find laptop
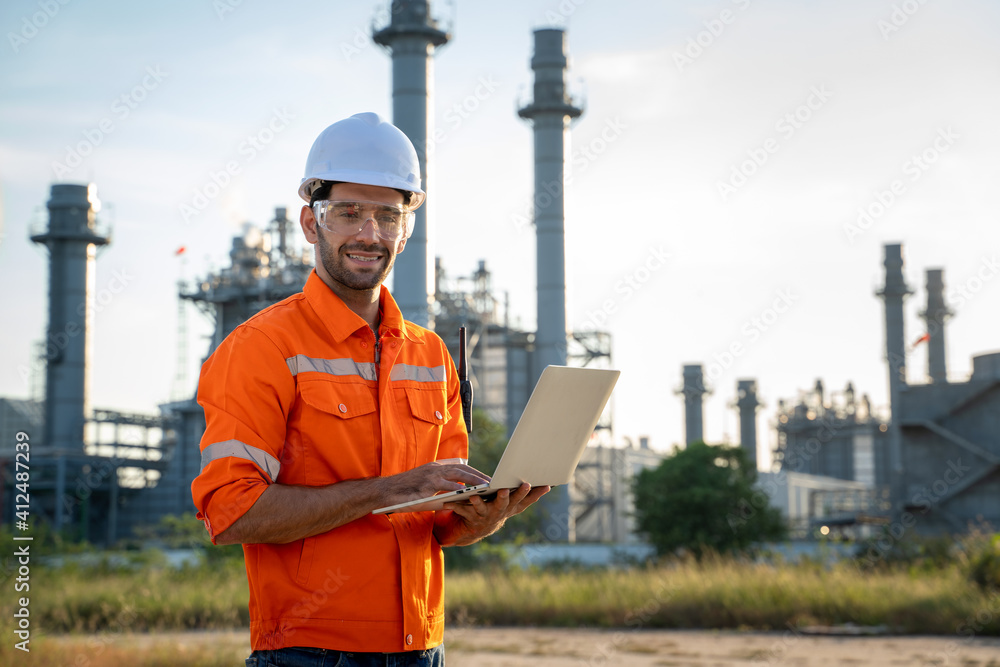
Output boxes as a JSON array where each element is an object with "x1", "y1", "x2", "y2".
[{"x1": 372, "y1": 365, "x2": 620, "y2": 514}]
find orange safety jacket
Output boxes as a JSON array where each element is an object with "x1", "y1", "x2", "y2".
[{"x1": 191, "y1": 270, "x2": 467, "y2": 653}]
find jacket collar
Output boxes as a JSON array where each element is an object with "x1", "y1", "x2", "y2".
[{"x1": 303, "y1": 270, "x2": 423, "y2": 345}]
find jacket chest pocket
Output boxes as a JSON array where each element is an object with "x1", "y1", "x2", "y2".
[
  {"x1": 293, "y1": 380, "x2": 378, "y2": 482},
  {"x1": 404, "y1": 386, "x2": 450, "y2": 467}
]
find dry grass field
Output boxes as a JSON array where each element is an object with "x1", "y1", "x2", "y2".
[
  {"x1": 3, "y1": 531, "x2": 996, "y2": 666},
  {"x1": 31, "y1": 627, "x2": 1000, "y2": 666}
]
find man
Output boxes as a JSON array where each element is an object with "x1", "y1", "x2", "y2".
[{"x1": 191, "y1": 112, "x2": 549, "y2": 666}]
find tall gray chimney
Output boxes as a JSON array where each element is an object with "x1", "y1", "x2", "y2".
[
  {"x1": 736, "y1": 379, "x2": 761, "y2": 469},
  {"x1": 876, "y1": 243, "x2": 910, "y2": 510},
  {"x1": 921, "y1": 268, "x2": 950, "y2": 384},
  {"x1": 31, "y1": 183, "x2": 109, "y2": 453},
  {"x1": 518, "y1": 28, "x2": 583, "y2": 543},
  {"x1": 373, "y1": 0, "x2": 449, "y2": 328},
  {"x1": 679, "y1": 364, "x2": 708, "y2": 445},
  {"x1": 518, "y1": 28, "x2": 583, "y2": 382},
  {"x1": 31, "y1": 183, "x2": 110, "y2": 530}
]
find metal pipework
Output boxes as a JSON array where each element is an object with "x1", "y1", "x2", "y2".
[{"x1": 373, "y1": 0, "x2": 449, "y2": 328}]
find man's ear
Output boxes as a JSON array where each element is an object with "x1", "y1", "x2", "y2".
[
  {"x1": 395, "y1": 236, "x2": 406, "y2": 254},
  {"x1": 300, "y1": 204, "x2": 318, "y2": 245}
]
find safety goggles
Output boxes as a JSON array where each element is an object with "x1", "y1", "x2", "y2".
[{"x1": 312, "y1": 200, "x2": 412, "y2": 242}]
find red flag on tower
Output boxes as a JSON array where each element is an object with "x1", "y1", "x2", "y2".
[{"x1": 912, "y1": 332, "x2": 931, "y2": 349}]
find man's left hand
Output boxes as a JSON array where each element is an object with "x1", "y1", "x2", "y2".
[{"x1": 435, "y1": 483, "x2": 550, "y2": 547}]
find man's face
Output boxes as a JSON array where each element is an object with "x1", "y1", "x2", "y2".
[{"x1": 303, "y1": 182, "x2": 407, "y2": 293}]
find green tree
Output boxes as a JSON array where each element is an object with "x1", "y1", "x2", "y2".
[{"x1": 632, "y1": 441, "x2": 786, "y2": 557}]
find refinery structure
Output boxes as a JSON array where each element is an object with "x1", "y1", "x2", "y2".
[
  {"x1": 678, "y1": 243, "x2": 1000, "y2": 537},
  {"x1": 2, "y1": 1, "x2": 997, "y2": 547}
]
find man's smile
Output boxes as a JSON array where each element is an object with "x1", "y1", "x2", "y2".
[{"x1": 346, "y1": 253, "x2": 382, "y2": 263}]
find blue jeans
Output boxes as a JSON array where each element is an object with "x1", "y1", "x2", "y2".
[{"x1": 245, "y1": 644, "x2": 445, "y2": 667}]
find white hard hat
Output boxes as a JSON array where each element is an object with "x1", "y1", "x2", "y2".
[{"x1": 298, "y1": 112, "x2": 425, "y2": 214}]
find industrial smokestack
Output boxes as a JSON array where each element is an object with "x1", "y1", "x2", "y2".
[
  {"x1": 877, "y1": 244, "x2": 911, "y2": 391},
  {"x1": 679, "y1": 364, "x2": 708, "y2": 445},
  {"x1": 31, "y1": 183, "x2": 109, "y2": 531},
  {"x1": 518, "y1": 28, "x2": 583, "y2": 543},
  {"x1": 922, "y1": 268, "x2": 950, "y2": 384},
  {"x1": 736, "y1": 379, "x2": 761, "y2": 469},
  {"x1": 31, "y1": 184, "x2": 109, "y2": 454},
  {"x1": 518, "y1": 28, "x2": 583, "y2": 381},
  {"x1": 876, "y1": 243, "x2": 911, "y2": 510},
  {"x1": 373, "y1": 0, "x2": 449, "y2": 328}
]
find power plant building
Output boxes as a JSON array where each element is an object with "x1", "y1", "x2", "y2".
[{"x1": 708, "y1": 243, "x2": 1000, "y2": 536}]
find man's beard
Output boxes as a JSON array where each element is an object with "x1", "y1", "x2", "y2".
[{"x1": 317, "y1": 231, "x2": 394, "y2": 291}]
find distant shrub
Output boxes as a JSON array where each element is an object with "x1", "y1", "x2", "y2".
[
  {"x1": 963, "y1": 530, "x2": 1000, "y2": 592},
  {"x1": 854, "y1": 533, "x2": 956, "y2": 573}
]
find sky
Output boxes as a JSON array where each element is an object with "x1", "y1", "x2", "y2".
[{"x1": 1, "y1": 0, "x2": 998, "y2": 466}]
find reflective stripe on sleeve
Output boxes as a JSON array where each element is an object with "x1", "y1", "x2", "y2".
[
  {"x1": 390, "y1": 364, "x2": 446, "y2": 383},
  {"x1": 201, "y1": 439, "x2": 281, "y2": 482},
  {"x1": 286, "y1": 354, "x2": 377, "y2": 381}
]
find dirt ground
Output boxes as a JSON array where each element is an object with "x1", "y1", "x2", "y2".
[
  {"x1": 56, "y1": 627, "x2": 1000, "y2": 666},
  {"x1": 445, "y1": 627, "x2": 1000, "y2": 665}
]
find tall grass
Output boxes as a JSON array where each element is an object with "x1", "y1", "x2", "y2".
[
  {"x1": 2, "y1": 546, "x2": 997, "y2": 663},
  {"x1": 1, "y1": 633, "x2": 249, "y2": 667},
  {"x1": 35, "y1": 558, "x2": 250, "y2": 633},
  {"x1": 445, "y1": 556, "x2": 999, "y2": 634},
  {"x1": 0, "y1": 558, "x2": 251, "y2": 666}
]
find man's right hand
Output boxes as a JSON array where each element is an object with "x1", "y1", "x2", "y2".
[{"x1": 381, "y1": 460, "x2": 491, "y2": 507}]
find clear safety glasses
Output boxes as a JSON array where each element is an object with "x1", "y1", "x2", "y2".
[{"x1": 312, "y1": 200, "x2": 412, "y2": 242}]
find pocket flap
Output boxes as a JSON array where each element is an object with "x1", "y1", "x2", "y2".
[
  {"x1": 405, "y1": 387, "x2": 451, "y2": 425},
  {"x1": 299, "y1": 380, "x2": 376, "y2": 419}
]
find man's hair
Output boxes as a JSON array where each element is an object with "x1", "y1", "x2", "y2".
[
  {"x1": 309, "y1": 181, "x2": 334, "y2": 207},
  {"x1": 309, "y1": 181, "x2": 413, "y2": 208}
]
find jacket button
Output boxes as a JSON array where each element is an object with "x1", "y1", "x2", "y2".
[
  {"x1": 405, "y1": 634, "x2": 413, "y2": 645},
  {"x1": 392, "y1": 341, "x2": 398, "y2": 348},
  {"x1": 361, "y1": 341, "x2": 368, "y2": 348},
  {"x1": 339, "y1": 403, "x2": 347, "y2": 413},
  {"x1": 434, "y1": 410, "x2": 443, "y2": 420}
]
